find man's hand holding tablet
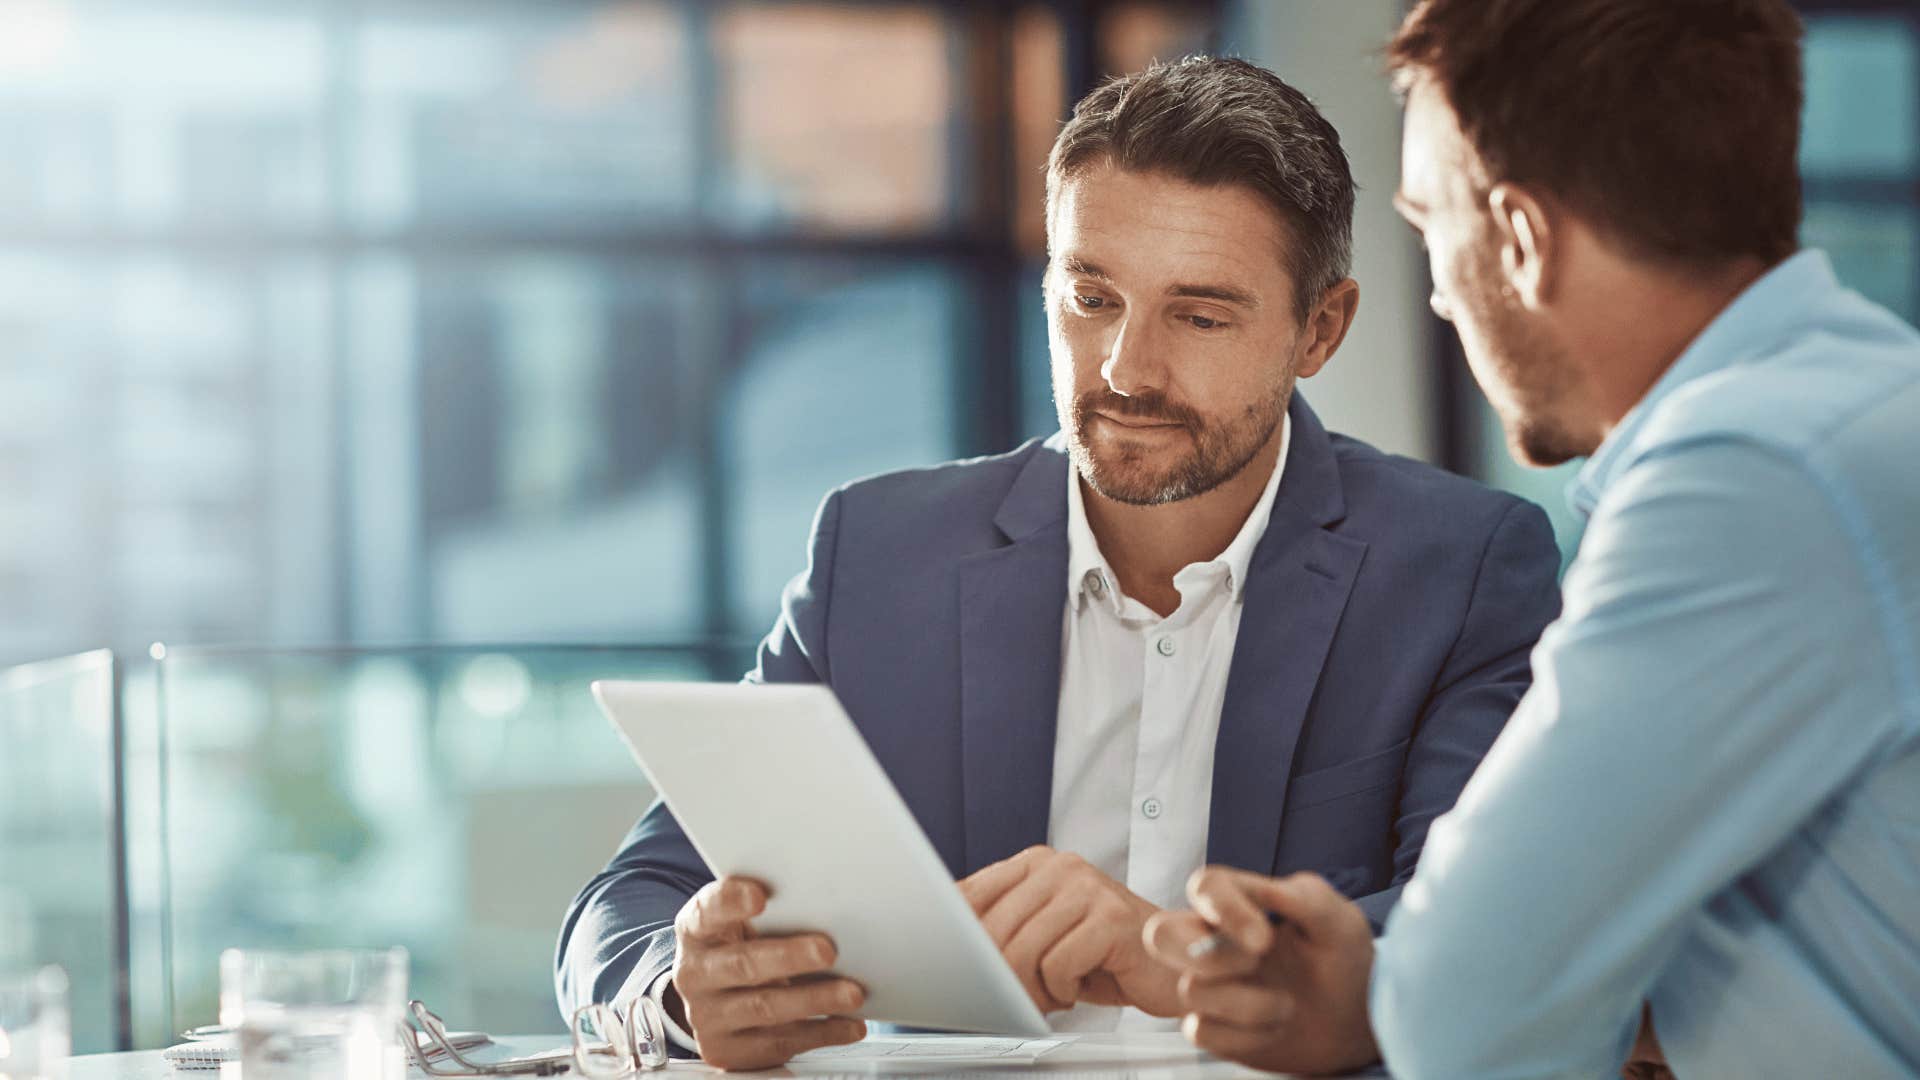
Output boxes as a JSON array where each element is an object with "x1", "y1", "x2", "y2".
[
  {"x1": 594, "y1": 681, "x2": 1050, "y2": 1072},
  {"x1": 667, "y1": 877, "x2": 868, "y2": 1071}
]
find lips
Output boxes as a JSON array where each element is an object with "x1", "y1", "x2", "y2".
[{"x1": 1095, "y1": 412, "x2": 1184, "y2": 430}]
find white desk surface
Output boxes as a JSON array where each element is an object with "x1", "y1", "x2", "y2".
[{"x1": 67, "y1": 1032, "x2": 1389, "y2": 1078}]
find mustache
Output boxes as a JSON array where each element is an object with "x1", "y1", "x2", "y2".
[{"x1": 1074, "y1": 389, "x2": 1204, "y2": 430}]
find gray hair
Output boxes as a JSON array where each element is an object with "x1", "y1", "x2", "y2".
[{"x1": 1046, "y1": 56, "x2": 1355, "y2": 317}]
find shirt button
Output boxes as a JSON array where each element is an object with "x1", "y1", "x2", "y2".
[
  {"x1": 1155, "y1": 636, "x2": 1176, "y2": 657},
  {"x1": 1087, "y1": 573, "x2": 1104, "y2": 595},
  {"x1": 1142, "y1": 797, "x2": 1163, "y2": 819}
]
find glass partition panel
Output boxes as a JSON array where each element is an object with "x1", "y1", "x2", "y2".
[
  {"x1": 0, "y1": 650, "x2": 125, "y2": 1053},
  {"x1": 150, "y1": 643, "x2": 750, "y2": 1043}
]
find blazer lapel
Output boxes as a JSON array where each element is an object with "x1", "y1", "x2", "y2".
[
  {"x1": 958, "y1": 443, "x2": 1070, "y2": 874},
  {"x1": 1206, "y1": 397, "x2": 1367, "y2": 873}
]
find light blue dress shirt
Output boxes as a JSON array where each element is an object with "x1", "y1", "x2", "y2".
[{"x1": 1369, "y1": 250, "x2": 1920, "y2": 1079}]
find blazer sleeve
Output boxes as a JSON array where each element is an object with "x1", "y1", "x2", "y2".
[
  {"x1": 745, "y1": 487, "x2": 843, "y2": 687},
  {"x1": 1352, "y1": 498, "x2": 1562, "y2": 930},
  {"x1": 553, "y1": 490, "x2": 845, "y2": 1020}
]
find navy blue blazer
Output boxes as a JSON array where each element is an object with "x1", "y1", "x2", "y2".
[{"x1": 556, "y1": 395, "x2": 1563, "y2": 1016}]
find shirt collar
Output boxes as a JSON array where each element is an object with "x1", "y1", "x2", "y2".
[
  {"x1": 1567, "y1": 249, "x2": 1839, "y2": 517},
  {"x1": 1066, "y1": 414, "x2": 1291, "y2": 611}
]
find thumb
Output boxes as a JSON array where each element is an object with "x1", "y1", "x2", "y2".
[{"x1": 1240, "y1": 873, "x2": 1347, "y2": 941}]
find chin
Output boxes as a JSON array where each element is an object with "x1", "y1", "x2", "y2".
[
  {"x1": 1083, "y1": 458, "x2": 1184, "y2": 506},
  {"x1": 1509, "y1": 436, "x2": 1574, "y2": 469},
  {"x1": 1506, "y1": 415, "x2": 1590, "y2": 468},
  {"x1": 1080, "y1": 437, "x2": 1211, "y2": 504}
]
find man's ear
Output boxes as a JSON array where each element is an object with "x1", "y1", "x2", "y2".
[
  {"x1": 1487, "y1": 183, "x2": 1554, "y2": 308},
  {"x1": 1296, "y1": 277, "x2": 1360, "y2": 379}
]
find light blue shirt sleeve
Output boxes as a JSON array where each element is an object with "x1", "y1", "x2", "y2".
[{"x1": 1368, "y1": 438, "x2": 1907, "y2": 1079}]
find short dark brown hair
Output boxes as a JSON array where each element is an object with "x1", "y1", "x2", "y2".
[
  {"x1": 1047, "y1": 56, "x2": 1355, "y2": 316},
  {"x1": 1387, "y1": 0, "x2": 1804, "y2": 266}
]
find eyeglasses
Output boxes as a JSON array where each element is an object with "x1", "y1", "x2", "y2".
[
  {"x1": 399, "y1": 996, "x2": 668, "y2": 1076},
  {"x1": 570, "y1": 995, "x2": 670, "y2": 1077}
]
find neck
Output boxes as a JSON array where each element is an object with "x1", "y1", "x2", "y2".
[
  {"x1": 1082, "y1": 421, "x2": 1284, "y2": 618},
  {"x1": 1576, "y1": 255, "x2": 1773, "y2": 443}
]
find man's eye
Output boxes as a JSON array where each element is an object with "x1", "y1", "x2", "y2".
[
  {"x1": 1074, "y1": 294, "x2": 1107, "y2": 311},
  {"x1": 1187, "y1": 314, "x2": 1223, "y2": 330}
]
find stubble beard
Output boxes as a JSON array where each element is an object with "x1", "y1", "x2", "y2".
[
  {"x1": 1455, "y1": 254, "x2": 1588, "y2": 468},
  {"x1": 1066, "y1": 385, "x2": 1287, "y2": 506}
]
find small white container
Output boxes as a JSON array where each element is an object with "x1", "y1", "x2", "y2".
[{"x1": 0, "y1": 965, "x2": 70, "y2": 1080}]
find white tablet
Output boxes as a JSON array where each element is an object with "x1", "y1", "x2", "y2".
[{"x1": 591, "y1": 680, "x2": 1051, "y2": 1037}]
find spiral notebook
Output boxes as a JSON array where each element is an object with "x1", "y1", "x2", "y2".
[{"x1": 160, "y1": 1038, "x2": 236, "y2": 1070}]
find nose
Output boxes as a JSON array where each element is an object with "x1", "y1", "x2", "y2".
[{"x1": 1099, "y1": 314, "x2": 1165, "y2": 398}]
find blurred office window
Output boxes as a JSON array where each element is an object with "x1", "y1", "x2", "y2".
[
  {"x1": 1457, "y1": 5, "x2": 1920, "y2": 563},
  {"x1": 727, "y1": 262, "x2": 956, "y2": 631},
  {"x1": 1098, "y1": 0, "x2": 1214, "y2": 76},
  {"x1": 0, "y1": 1, "x2": 1224, "y2": 672},
  {"x1": 353, "y1": 4, "x2": 696, "y2": 229},
  {"x1": 1018, "y1": 263, "x2": 1060, "y2": 444},
  {"x1": 1800, "y1": 12, "x2": 1920, "y2": 323},
  {"x1": 717, "y1": 4, "x2": 952, "y2": 231},
  {"x1": 1011, "y1": 7, "x2": 1066, "y2": 258},
  {"x1": 411, "y1": 257, "x2": 707, "y2": 643},
  {"x1": 1802, "y1": 14, "x2": 1918, "y2": 178}
]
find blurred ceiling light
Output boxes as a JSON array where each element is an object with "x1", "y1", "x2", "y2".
[{"x1": 0, "y1": 0, "x2": 73, "y2": 76}]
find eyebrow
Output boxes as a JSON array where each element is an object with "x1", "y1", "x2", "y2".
[{"x1": 1058, "y1": 255, "x2": 1261, "y2": 310}]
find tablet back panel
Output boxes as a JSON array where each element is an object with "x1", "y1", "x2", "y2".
[{"x1": 592, "y1": 680, "x2": 1050, "y2": 1036}]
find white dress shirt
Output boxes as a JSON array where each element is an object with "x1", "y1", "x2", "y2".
[{"x1": 1046, "y1": 417, "x2": 1289, "y2": 1033}]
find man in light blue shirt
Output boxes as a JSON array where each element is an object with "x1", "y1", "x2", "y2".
[{"x1": 1143, "y1": 1, "x2": 1920, "y2": 1076}]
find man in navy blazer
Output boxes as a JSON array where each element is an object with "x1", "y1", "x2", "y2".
[{"x1": 557, "y1": 57, "x2": 1561, "y2": 1070}]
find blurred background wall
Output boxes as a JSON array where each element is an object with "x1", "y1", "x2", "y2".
[{"x1": 1, "y1": 0, "x2": 1915, "y2": 666}]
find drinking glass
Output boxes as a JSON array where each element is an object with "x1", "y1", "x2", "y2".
[
  {"x1": 0, "y1": 966, "x2": 69, "y2": 1079},
  {"x1": 220, "y1": 948, "x2": 408, "y2": 1080}
]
